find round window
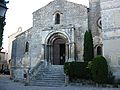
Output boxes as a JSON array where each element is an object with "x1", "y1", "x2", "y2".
[{"x1": 97, "y1": 17, "x2": 102, "y2": 29}]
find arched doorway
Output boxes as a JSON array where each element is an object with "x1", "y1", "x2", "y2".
[
  {"x1": 53, "y1": 38, "x2": 66, "y2": 65},
  {"x1": 46, "y1": 33, "x2": 69, "y2": 65}
]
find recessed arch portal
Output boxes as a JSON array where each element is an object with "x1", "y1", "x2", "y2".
[
  {"x1": 46, "y1": 32, "x2": 69, "y2": 44},
  {"x1": 45, "y1": 32, "x2": 69, "y2": 65}
]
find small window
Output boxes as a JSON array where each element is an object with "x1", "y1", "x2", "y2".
[
  {"x1": 55, "y1": 13, "x2": 60, "y2": 24},
  {"x1": 25, "y1": 42, "x2": 29, "y2": 52},
  {"x1": 97, "y1": 46, "x2": 102, "y2": 55}
]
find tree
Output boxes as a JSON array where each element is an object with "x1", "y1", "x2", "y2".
[
  {"x1": 83, "y1": 30, "x2": 94, "y2": 62},
  {"x1": 0, "y1": 17, "x2": 5, "y2": 48},
  {"x1": 0, "y1": 0, "x2": 8, "y2": 50}
]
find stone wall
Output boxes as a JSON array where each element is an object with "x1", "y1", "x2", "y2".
[
  {"x1": 11, "y1": 0, "x2": 89, "y2": 80},
  {"x1": 11, "y1": 28, "x2": 31, "y2": 80},
  {"x1": 33, "y1": 0, "x2": 88, "y2": 27},
  {"x1": 101, "y1": 0, "x2": 120, "y2": 79},
  {"x1": 30, "y1": 0, "x2": 88, "y2": 67}
]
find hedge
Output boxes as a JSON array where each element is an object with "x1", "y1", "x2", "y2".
[
  {"x1": 64, "y1": 62, "x2": 91, "y2": 80},
  {"x1": 90, "y1": 56, "x2": 108, "y2": 84}
]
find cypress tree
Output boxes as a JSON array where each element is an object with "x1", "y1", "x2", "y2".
[
  {"x1": 0, "y1": 17, "x2": 5, "y2": 48},
  {"x1": 83, "y1": 30, "x2": 94, "y2": 62}
]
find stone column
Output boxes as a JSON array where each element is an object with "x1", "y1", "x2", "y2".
[
  {"x1": 42, "y1": 44, "x2": 46, "y2": 60},
  {"x1": 46, "y1": 44, "x2": 48, "y2": 62},
  {"x1": 68, "y1": 42, "x2": 75, "y2": 62},
  {"x1": 65, "y1": 75, "x2": 69, "y2": 86},
  {"x1": 51, "y1": 45, "x2": 53, "y2": 64},
  {"x1": 66, "y1": 43, "x2": 69, "y2": 62},
  {"x1": 43, "y1": 44, "x2": 46, "y2": 60},
  {"x1": 25, "y1": 67, "x2": 30, "y2": 86},
  {"x1": 42, "y1": 44, "x2": 49, "y2": 65},
  {"x1": 68, "y1": 27, "x2": 75, "y2": 62},
  {"x1": 47, "y1": 44, "x2": 51, "y2": 65},
  {"x1": 71, "y1": 42, "x2": 75, "y2": 61}
]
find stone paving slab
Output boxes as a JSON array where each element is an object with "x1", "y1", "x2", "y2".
[{"x1": 0, "y1": 75, "x2": 120, "y2": 90}]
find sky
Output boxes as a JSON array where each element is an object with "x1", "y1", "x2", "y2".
[{"x1": 3, "y1": 0, "x2": 89, "y2": 51}]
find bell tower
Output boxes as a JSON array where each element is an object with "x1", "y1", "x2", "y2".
[
  {"x1": 89, "y1": 0, "x2": 101, "y2": 36},
  {"x1": 89, "y1": 0, "x2": 103, "y2": 56}
]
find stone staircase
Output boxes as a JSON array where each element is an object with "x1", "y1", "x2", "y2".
[{"x1": 30, "y1": 65, "x2": 65, "y2": 87}]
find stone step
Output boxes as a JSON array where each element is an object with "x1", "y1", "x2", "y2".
[
  {"x1": 44, "y1": 73, "x2": 64, "y2": 76},
  {"x1": 30, "y1": 65, "x2": 65, "y2": 86},
  {"x1": 35, "y1": 77, "x2": 65, "y2": 80},
  {"x1": 41, "y1": 77, "x2": 65, "y2": 80},
  {"x1": 37, "y1": 74, "x2": 65, "y2": 78},
  {"x1": 42, "y1": 79, "x2": 64, "y2": 82},
  {"x1": 32, "y1": 79, "x2": 65, "y2": 83},
  {"x1": 30, "y1": 82, "x2": 65, "y2": 87},
  {"x1": 35, "y1": 76, "x2": 65, "y2": 80},
  {"x1": 36, "y1": 72, "x2": 63, "y2": 74},
  {"x1": 44, "y1": 75, "x2": 65, "y2": 78},
  {"x1": 31, "y1": 81, "x2": 65, "y2": 84}
]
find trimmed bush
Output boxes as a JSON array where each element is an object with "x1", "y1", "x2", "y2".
[
  {"x1": 64, "y1": 62, "x2": 70, "y2": 76},
  {"x1": 91, "y1": 56, "x2": 108, "y2": 84},
  {"x1": 107, "y1": 71, "x2": 115, "y2": 84},
  {"x1": 64, "y1": 62, "x2": 91, "y2": 80}
]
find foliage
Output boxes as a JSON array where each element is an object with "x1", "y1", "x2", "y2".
[
  {"x1": 64, "y1": 62, "x2": 70, "y2": 75},
  {"x1": 83, "y1": 30, "x2": 94, "y2": 63},
  {"x1": 64, "y1": 62, "x2": 91, "y2": 80},
  {"x1": 0, "y1": 55, "x2": 1, "y2": 62},
  {"x1": 0, "y1": 17, "x2": 5, "y2": 47},
  {"x1": 107, "y1": 71, "x2": 115, "y2": 84},
  {"x1": 90, "y1": 55, "x2": 108, "y2": 84}
]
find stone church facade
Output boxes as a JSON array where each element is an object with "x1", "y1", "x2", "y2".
[{"x1": 10, "y1": 0, "x2": 120, "y2": 82}]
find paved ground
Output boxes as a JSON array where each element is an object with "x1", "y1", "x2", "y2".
[{"x1": 0, "y1": 75, "x2": 120, "y2": 90}]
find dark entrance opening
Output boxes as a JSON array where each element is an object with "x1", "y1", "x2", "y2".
[
  {"x1": 60, "y1": 44, "x2": 65, "y2": 65},
  {"x1": 53, "y1": 38, "x2": 66, "y2": 65},
  {"x1": 97, "y1": 46, "x2": 102, "y2": 55}
]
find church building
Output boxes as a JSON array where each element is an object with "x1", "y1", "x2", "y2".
[{"x1": 9, "y1": 0, "x2": 120, "y2": 84}]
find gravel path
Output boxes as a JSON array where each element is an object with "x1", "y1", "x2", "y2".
[{"x1": 0, "y1": 75, "x2": 119, "y2": 90}]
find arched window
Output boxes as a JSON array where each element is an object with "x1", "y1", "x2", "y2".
[
  {"x1": 97, "y1": 46, "x2": 102, "y2": 55},
  {"x1": 55, "y1": 13, "x2": 60, "y2": 24},
  {"x1": 25, "y1": 42, "x2": 29, "y2": 52}
]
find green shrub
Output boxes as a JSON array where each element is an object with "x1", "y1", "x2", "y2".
[
  {"x1": 91, "y1": 56, "x2": 108, "y2": 84},
  {"x1": 107, "y1": 71, "x2": 115, "y2": 84},
  {"x1": 64, "y1": 62, "x2": 70, "y2": 76},
  {"x1": 64, "y1": 62, "x2": 91, "y2": 80},
  {"x1": 83, "y1": 30, "x2": 94, "y2": 63}
]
